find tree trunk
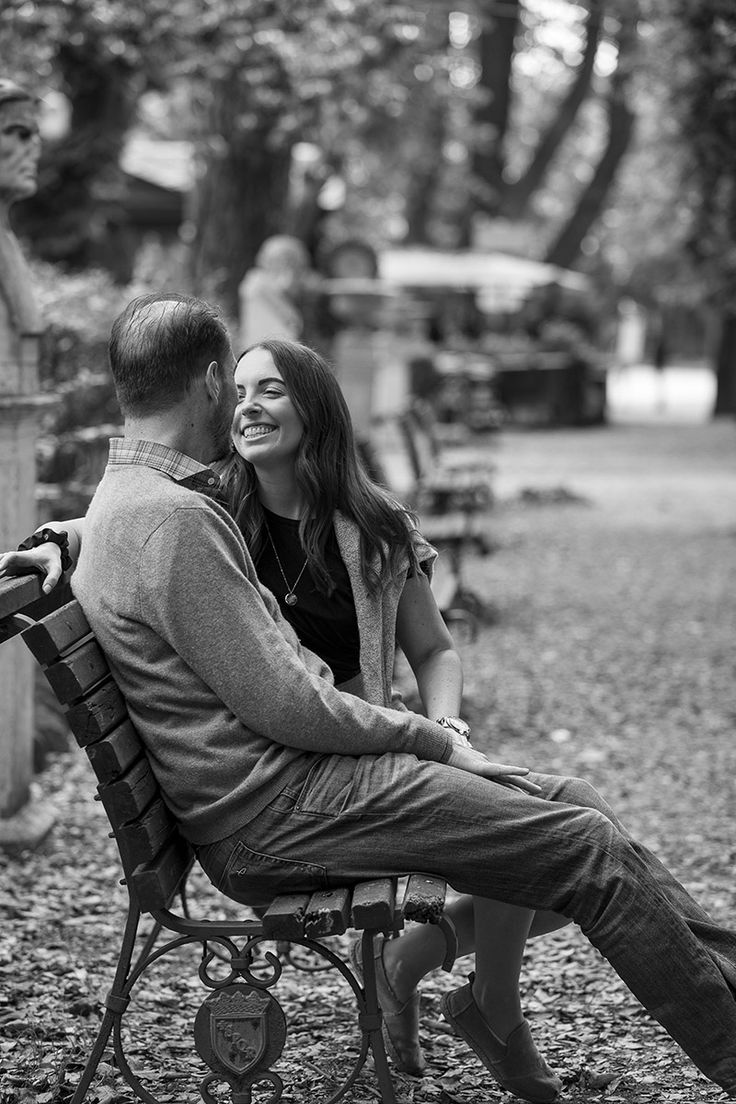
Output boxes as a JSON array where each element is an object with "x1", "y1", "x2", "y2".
[
  {"x1": 713, "y1": 310, "x2": 736, "y2": 416},
  {"x1": 500, "y1": 0, "x2": 603, "y2": 220},
  {"x1": 188, "y1": 65, "x2": 293, "y2": 317},
  {"x1": 404, "y1": 106, "x2": 447, "y2": 244},
  {"x1": 471, "y1": 0, "x2": 521, "y2": 216},
  {"x1": 544, "y1": 97, "x2": 635, "y2": 268},
  {"x1": 544, "y1": 3, "x2": 638, "y2": 268}
]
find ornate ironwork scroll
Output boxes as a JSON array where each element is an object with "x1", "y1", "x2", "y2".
[{"x1": 101, "y1": 928, "x2": 375, "y2": 1104}]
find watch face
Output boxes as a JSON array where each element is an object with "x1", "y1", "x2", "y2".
[{"x1": 439, "y1": 716, "x2": 470, "y2": 736}]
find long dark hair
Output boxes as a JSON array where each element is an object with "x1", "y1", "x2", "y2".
[{"x1": 218, "y1": 339, "x2": 422, "y2": 594}]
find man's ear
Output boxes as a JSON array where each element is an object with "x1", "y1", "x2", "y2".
[{"x1": 204, "y1": 360, "x2": 220, "y2": 400}]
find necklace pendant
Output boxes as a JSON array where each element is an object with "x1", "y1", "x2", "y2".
[{"x1": 285, "y1": 592, "x2": 298, "y2": 606}]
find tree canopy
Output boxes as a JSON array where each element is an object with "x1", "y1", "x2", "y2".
[{"x1": 2, "y1": 0, "x2": 735, "y2": 408}]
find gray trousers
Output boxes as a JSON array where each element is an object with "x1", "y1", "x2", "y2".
[{"x1": 199, "y1": 754, "x2": 736, "y2": 1095}]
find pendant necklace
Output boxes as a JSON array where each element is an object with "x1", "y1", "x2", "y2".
[{"x1": 263, "y1": 518, "x2": 309, "y2": 606}]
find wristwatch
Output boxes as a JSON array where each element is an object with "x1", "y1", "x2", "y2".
[{"x1": 435, "y1": 716, "x2": 472, "y2": 745}]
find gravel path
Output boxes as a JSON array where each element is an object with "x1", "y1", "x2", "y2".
[
  {"x1": 1, "y1": 419, "x2": 735, "y2": 1104},
  {"x1": 415, "y1": 419, "x2": 736, "y2": 1103}
]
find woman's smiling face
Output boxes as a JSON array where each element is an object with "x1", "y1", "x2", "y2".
[{"x1": 231, "y1": 347, "x2": 304, "y2": 469}]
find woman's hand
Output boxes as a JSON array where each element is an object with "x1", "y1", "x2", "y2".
[
  {"x1": 0, "y1": 545, "x2": 63, "y2": 594},
  {"x1": 447, "y1": 744, "x2": 542, "y2": 795}
]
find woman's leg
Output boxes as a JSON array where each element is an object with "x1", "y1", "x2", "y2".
[{"x1": 381, "y1": 895, "x2": 569, "y2": 1037}]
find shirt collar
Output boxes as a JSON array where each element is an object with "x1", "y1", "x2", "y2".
[{"x1": 108, "y1": 438, "x2": 228, "y2": 506}]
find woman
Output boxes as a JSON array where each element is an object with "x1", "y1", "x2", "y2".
[{"x1": 0, "y1": 339, "x2": 565, "y2": 1103}]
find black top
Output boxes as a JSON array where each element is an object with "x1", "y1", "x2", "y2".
[{"x1": 254, "y1": 508, "x2": 361, "y2": 685}]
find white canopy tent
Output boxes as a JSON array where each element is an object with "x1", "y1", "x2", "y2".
[{"x1": 379, "y1": 247, "x2": 588, "y2": 312}]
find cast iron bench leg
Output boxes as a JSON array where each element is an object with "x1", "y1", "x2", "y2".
[
  {"x1": 358, "y1": 929, "x2": 397, "y2": 1104},
  {"x1": 70, "y1": 899, "x2": 142, "y2": 1104}
]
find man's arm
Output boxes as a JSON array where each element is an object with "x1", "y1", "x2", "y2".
[{"x1": 140, "y1": 506, "x2": 455, "y2": 764}]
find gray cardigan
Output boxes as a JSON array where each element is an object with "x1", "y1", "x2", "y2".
[
  {"x1": 73, "y1": 460, "x2": 453, "y2": 845},
  {"x1": 333, "y1": 511, "x2": 435, "y2": 707}
]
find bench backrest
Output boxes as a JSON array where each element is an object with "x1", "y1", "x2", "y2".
[{"x1": 22, "y1": 599, "x2": 192, "y2": 913}]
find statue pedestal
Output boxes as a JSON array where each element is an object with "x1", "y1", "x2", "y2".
[{"x1": 0, "y1": 389, "x2": 57, "y2": 847}]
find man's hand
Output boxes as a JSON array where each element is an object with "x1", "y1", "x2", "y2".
[
  {"x1": 0, "y1": 546, "x2": 63, "y2": 594},
  {"x1": 447, "y1": 744, "x2": 542, "y2": 795}
]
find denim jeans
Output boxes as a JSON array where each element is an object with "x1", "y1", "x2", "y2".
[{"x1": 198, "y1": 753, "x2": 736, "y2": 1094}]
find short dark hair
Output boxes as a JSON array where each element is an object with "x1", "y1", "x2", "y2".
[{"x1": 108, "y1": 293, "x2": 232, "y2": 415}]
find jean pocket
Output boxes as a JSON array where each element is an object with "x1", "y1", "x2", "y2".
[
  {"x1": 218, "y1": 838, "x2": 328, "y2": 906},
  {"x1": 294, "y1": 755, "x2": 358, "y2": 819}
]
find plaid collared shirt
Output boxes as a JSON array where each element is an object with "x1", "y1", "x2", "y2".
[{"x1": 108, "y1": 438, "x2": 230, "y2": 509}]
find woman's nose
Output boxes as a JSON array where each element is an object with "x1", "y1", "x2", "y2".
[{"x1": 239, "y1": 395, "x2": 261, "y2": 414}]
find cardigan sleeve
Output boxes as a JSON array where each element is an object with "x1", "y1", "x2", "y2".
[{"x1": 411, "y1": 529, "x2": 438, "y2": 583}]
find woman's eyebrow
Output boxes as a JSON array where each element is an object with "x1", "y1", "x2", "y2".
[{"x1": 236, "y1": 376, "x2": 285, "y2": 391}]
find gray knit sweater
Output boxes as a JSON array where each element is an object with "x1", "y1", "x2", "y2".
[{"x1": 73, "y1": 453, "x2": 454, "y2": 845}]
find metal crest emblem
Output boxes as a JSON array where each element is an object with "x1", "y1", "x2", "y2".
[{"x1": 195, "y1": 983, "x2": 287, "y2": 1082}]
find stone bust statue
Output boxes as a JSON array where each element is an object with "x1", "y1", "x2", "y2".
[{"x1": 0, "y1": 78, "x2": 42, "y2": 393}]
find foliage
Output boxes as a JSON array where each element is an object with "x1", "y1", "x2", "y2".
[
  {"x1": 666, "y1": 0, "x2": 736, "y2": 306},
  {"x1": 650, "y1": 0, "x2": 736, "y2": 410},
  {"x1": 0, "y1": 0, "x2": 646, "y2": 295},
  {"x1": 1, "y1": 0, "x2": 731, "y2": 362},
  {"x1": 0, "y1": 0, "x2": 193, "y2": 265},
  {"x1": 30, "y1": 262, "x2": 128, "y2": 381}
]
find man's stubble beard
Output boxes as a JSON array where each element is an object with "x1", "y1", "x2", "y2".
[{"x1": 209, "y1": 399, "x2": 235, "y2": 464}]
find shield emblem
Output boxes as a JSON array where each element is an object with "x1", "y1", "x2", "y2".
[{"x1": 208, "y1": 988, "x2": 270, "y2": 1075}]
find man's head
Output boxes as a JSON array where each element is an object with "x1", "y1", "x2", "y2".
[
  {"x1": 0, "y1": 80, "x2": 40, "y2": 207},
  {"x1": 109, "y1": 293, "x2": 236, "y2": 459}
]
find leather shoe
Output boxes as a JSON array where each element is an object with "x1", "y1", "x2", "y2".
[
  {"x1": 350, "y1": 935, "x2": 426, "y2": 1076},
  {"x1": 441, "y1": 973, "x2": 561, "y2": 1103}
]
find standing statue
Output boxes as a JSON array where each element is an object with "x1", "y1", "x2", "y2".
[
  {"x1": 238, "y1": 234, "x2": 310, "y2": 350},
  {"x1": 0, "y1": 79, "x2": 42, "y2": 388},
  {"x1": 0, "y1": 77, "x2": 51, "y2": 846}
]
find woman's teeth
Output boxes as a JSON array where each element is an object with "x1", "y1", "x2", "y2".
[{"x1": 242, "y1": 425, "x2": 275, "y2": 439}]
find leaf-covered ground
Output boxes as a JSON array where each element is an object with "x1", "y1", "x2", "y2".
[{"x1": 2, "y1": 419, "x2": 736, "y2": 1104}]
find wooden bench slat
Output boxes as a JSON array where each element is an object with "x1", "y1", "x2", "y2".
[
  {"x1": 44, "y1": 639, "x2": 110, "y2": 704},
  {"x1": 1, "y1": 581, "x2": 73, "y2": 644},
  {"x1": 262, "y1": 894, "x2": 310, "y2": 940},
  {"x1": 98, "y1": 758, "x2": 158, "y2": 827},
  {"x1": 0, "y1": 574, "x2": 43, "y2": 619},
  {"x1": 130, "y1": 836, "x2": 192, "y2": 913},
  {"x1": 402, "y1": 874, "x2": 447, "y2": 924},
  {"x1": 304, "y1": 887, "x2": 351, "y2": 937},
  {"x1": 350, "y1": 878, "x2": 397, "y2": 931},
  {"x1": 22, "y1": 600, "x2": 91, "y2": 664},
  {"x1": 115, "y1": 798, "x2": 179, "y2": 869},
  {"x1": 65, "y1": 679, "x2": 129, "y2": 746},
  {"x1": 86, "y1": 720, "x2": 144, "y2": 783}
]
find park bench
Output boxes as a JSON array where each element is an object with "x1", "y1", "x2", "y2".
[
  {"x1": 0, "y1": 575, "x2": 456, "y2": 1104},
  {"x1": 363, "y1": 411, "x2": 496, "y2": 639},
  {"x1": 398, "y1": 404, "x2": 495, "y2": 520}
]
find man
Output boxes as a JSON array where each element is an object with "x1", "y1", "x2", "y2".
[{"x1": 72, "y1": 292, "x2": 736, "y2": 1099}]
